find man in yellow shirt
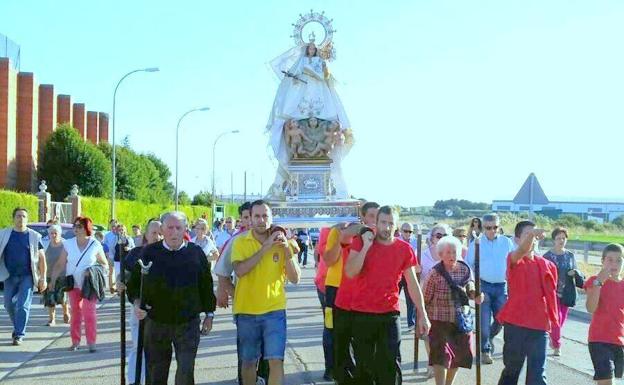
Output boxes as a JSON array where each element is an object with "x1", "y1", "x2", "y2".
[{"x1": 232, "y1": 200, "x2": 301, "y2": 385}]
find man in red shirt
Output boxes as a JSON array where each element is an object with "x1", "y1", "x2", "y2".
[
  {"x1": 338, "y1": 205, "x2": 430, "y2": 384},
  {"x1": 328, "y1": 201, "x2": 379, "y2": 384},
  {"x1": 497, "y1": 220, "x2": 559, "y2": 385}
]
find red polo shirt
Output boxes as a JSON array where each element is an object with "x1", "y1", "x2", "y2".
[
  {"x1": 497, "y1": 254, "x2": 558, "y2": 332},
  {"x1": 314, "y1": 228, "x2": 331, "y2": 293},
  {"x1": 336, "y1": 236, "x2": 417, "y2": 314},
  {"x1": 585, "y1": 276, "x2": 624, "y2": 346}
]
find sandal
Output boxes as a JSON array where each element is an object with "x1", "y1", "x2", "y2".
[{"x1": 63, "y1": 313, "x2": 70, "y2": 324}]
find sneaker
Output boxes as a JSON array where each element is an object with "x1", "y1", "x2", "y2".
[
  {"x1": 553, "y1": 347, "x2": 561, "y2": 356},
  {"x1": 46, "y1": 319, "x2": 56, "y2": 326},
  {"x1": 407, "y1": 325, "x2": 415, "y2": 332},
  {"x1": 88, "y1": 344, "x2": 97, "y2": 353},
  {"x1": 489, "y1": 337, "x2": 496, "y2": 354},
  {"x1": 322, "y1": 369, "x2": 333, "y2": 381},
  {"x1": 68, "y1": 344, "x2": 79, "y2": 351},
  {"x1": 255, "y1": 378, "x2": 266, "y2": 385},
  {"x1": 482, "y1": 352, "x2": 493, "y2": 365},
  {"x1": 12, "y1": 337, "x2": 22, "y2": 346}
]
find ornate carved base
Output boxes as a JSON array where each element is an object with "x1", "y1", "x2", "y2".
[{"x1": 269, "y1": 199, "x2": 361, "y2": 228}]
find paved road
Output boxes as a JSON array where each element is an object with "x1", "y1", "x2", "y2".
[{"x1": 0, "y1": 268, "x2": 596, "y2": 384}]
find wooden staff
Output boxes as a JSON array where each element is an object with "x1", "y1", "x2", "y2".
[
  {"x1": 474, "y1": 231, "x2": 482, "y2": 385},
  {"x1": 413, "y1": 226, "x2": 423, "y2": 371},
  {"x1": 120, "y1": 247, "x2": 126, "y2": 385}
]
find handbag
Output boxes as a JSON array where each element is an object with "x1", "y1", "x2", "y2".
[
  {"x1": 434, "y1": 262, "x2": 474, "y2": 334},
  {"x1": 63, "y1": 240, "x2": 94, "y2": 292}
]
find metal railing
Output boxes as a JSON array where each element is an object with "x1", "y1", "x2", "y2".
[{"x1": 0, "y1": 33, "x2": 20, "y2": 70}]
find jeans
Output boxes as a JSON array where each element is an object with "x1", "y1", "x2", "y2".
[
  {"x1": 480, "y1": 280, "x2": 507, "y2": 353},
  {"x1": 298, "y1": 244, "x2": 309, "y2": 265},
  {"x1": 144, "y1": 317, "x2": 200, "y2": 385},
  {"x1": 398, "y1": 277, "x2": 416, "y2": 328},
  {"x1": 498, "y1": 324, "x2": 548, "y2": 385},
  {"x1": 236, "y1": 310, "x2": 287, "y2": 361},
  {"x1": 68, "y1": 288, "x2": 97, "y2": 345},
  {"x1": 317, "y1": 289, "x2": 334, "y2": 372},
  {"x1": 549, "y1": 297, "x2": 569, "y2": 349},
  {"x1": 3, "y1": 275, "x2": 33, "y2": 339},
  {"x1": 128, "y1": 311, "x2": 146, "y2": 384},
  {"x1": 351, "y1": 311, "x2": 402, "y2": 385}
]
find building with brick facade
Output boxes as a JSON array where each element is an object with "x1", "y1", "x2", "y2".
[{"x1": 0, "y1": 35, "x2": 108, "y2": 192}]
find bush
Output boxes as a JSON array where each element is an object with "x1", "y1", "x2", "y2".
[
  {"x1": 613, "y1": 216, "x2": 624, "y2": 229},
  {"x1": 556, "y1": 214, "x2": 582, "y2": 228},
  {"x1": 0, "y1": 190, "x2": 40, "y2": 227},
  {"x1": 38, "y1": 125, "x2": 112, "y2": 200},
  {"x1": 582, "y1": 220, "x2": 603, "y2": 232}
]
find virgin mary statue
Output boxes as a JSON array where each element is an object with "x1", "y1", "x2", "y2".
[{"x1": 266, "y1": 35, "x2": 352, "y2": 199}]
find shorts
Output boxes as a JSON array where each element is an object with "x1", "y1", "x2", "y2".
[
  {"x1": 428, "y1": 320, "x2": 473, "y2": 369},
  {"x1": 236, "y1": 310, "x2": 286, "y2": 362},
  {"x1": 589, "y1": 342, "x2": 624, "y2": 380}
]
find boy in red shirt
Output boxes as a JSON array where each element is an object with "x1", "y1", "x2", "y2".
[
  {"x1": 496, "y1": 220, "x2": 559, "y2": 385},
  {"x1": 584, "y1": 243, "x2": 624, "y2": 385},
  {"x1": 338, "y1": 205, "x2": 430, "y2": 384}
]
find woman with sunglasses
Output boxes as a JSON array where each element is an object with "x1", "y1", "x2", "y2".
[
  {"x1": 420, "y1": 223, "x2": 453, "y2": 378},
  {"x1": 467, "y1": 217, "x2": 482, "y2": 244},
  {"x1": 49, "y1": 216, "x2": 108, "y2": 352}
]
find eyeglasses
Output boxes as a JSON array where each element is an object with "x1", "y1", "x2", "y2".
[
  {"x1": 457, "y1": 235, "x2": 467, "y2": 239},
  {"x1": 402, "y1": 230, "x2": 413, "y2": 234},
  {"x1": 434, "y1": 233, "x2": 446, "y2": 239},
  {"x1": 484, "y1": 226, "x2": 499, "y2": 231}
]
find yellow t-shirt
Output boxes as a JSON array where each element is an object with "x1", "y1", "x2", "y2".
[
  {"x1": 231, "y1": 231, "x2": 288, "y2": 315},
  {"x1": 324, "y1": 228, "x2": 343, "y2": 287}
]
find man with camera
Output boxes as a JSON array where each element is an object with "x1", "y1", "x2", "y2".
[{"x1": 231, "y1": 200, "x2": 301, "y2": 385}]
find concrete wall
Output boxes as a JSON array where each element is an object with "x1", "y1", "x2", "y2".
[
  {"x1": 0, "y1": 56, "x2": 109, "y2": 191},
  {"x1": 0, "y1": 58, "x2": 18, "y2": 188},
  {"x1": 16, "y1": 72, "x2": 38, "y2": 192}
]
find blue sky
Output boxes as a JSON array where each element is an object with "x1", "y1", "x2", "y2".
[{"x1": 2, "y1": 0, "x2": 623, "y2": 206}]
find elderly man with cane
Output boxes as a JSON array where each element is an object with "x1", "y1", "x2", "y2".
[
  {"x1": 117, "y1": 220, "x2": 162, "y2": 385},
  {"x1": 127, "y1": 212, "x2": 216, "y2": 385}
]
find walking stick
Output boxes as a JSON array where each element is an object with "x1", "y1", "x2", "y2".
[
  {"x1": 474, "y1": 231, "x2": 482, "y2": 385},
  {"x1": 413, "y1": 226, "x2": 423, "y2": 371},
  {"x1": 120, "y1": 247, "x2": 126, "y2": 385},
  {"x1": 135, "y1": 259, "x2": 153, "y2": 384}
]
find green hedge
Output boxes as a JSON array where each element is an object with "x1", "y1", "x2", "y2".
[
  {"x1": 82, "y1": 196, "x2": 238, "y2": 227},
  {"x1": 0, "y1": 190, "x2": 40, "y2": 227},
  {"x1": 0, "y1": 189, "x2": 239, "y2": 229}
]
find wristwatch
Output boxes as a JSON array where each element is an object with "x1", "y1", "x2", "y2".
[{"x1": 593, "y1": 279, "x2": 603, "y2": 287}]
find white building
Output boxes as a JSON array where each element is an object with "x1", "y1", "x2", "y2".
[{"x1": 492, "y1": 173, "x2": 624, "y2": 222}]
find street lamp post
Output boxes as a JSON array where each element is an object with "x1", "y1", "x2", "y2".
[
  {"x1": 111, "y1": 67, "x2": 159, "y2": 220},
  {"x1": 212, "y1": 130, "x2": 239, "y2": 223},
  {"x1": 175, "y1": 107, "x2": 210, "y2": 211}
]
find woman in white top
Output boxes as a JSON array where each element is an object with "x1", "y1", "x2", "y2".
[
  {"x1": 192, "y1": 218, "x2": 219, "y2": 262},
  {"x1": 50, "y1": 216, "x2": 108, "y2": 352}
]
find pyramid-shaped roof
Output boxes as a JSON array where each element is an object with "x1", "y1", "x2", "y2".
[{"x1": 513, "y1": 173, "x2": 549, "y2": 205}]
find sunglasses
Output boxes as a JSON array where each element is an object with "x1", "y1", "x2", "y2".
[
  {"x1": 485, "y1": 226, "x2": 499, "y2": 231},
  {"x1": 402, "y1": 230, "x2": 413, "y2": 234},
  {"x1": 434, "y1": 233, "x2": 447, "y2": 239},
  {"x1": 457, "y1": 235, "x2": 467, "y2": 238}
]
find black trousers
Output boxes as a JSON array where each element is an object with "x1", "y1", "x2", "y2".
[
  {"x1": 144, "y1": 317, "x2": 200, "y2": 385},
  {"x1": 333, "y1": 307, "x2": 356, "y2": 385},
  {"x1": 351, "y1": 311, "x2": 402, "y2": 385}
]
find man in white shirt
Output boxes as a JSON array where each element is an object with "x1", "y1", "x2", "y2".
[{"x1": 215, "y1": 217, "x2": 236, "y2": 250}]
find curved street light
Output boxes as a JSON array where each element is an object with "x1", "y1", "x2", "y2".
[
  {"x1": 212, "y1": 130, "x2": 240, "y2": 222},
  {"x1": 111, "y1": 67, "x2": 159, "y2": 220},
  {"x1": 175, "y1": 107, "x2": 210, "y2": 210}
]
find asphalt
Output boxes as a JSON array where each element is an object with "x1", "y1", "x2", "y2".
[{"x1": 0, "y1": 267, "x2": 596, "y2": 384}]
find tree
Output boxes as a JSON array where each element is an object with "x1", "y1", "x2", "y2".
[
  {"x1": 38, "y1": 124, "x2": 112, "y2": 200},
  {"x1": 178, "y1": 191, "x2": 191, "y2": 205},
  {"x1": 192, "y1": 190, "x2": 213, "y2": 206},
  {"x1": 613, "y1": 216, "x2": 624, "y2": 228},
  {"x1": 99, "y1": 143, "x2": 173, "y2": 204},
  {"x1": 145, "y1": 153, "x2": 174, "y2": 200},
  {"x1": 433, "y1": 199, "x2": 490, "y2": 211}
]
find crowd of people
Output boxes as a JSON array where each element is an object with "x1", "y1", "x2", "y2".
[{"x1": 0, "y1": 204, "x2": 622, "y2": 385}]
